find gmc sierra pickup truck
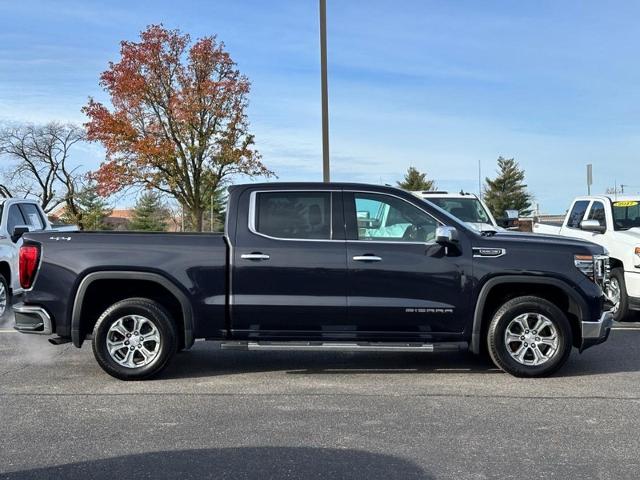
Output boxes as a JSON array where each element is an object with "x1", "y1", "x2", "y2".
[{"x1": 14, "y1": 183, "x2": 613, "y2": 379}]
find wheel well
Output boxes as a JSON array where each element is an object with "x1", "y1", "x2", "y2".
[
  {"x1": 609, "y1": 257, "x2": 624, "y2": 270},
  {"x1": 0, "y1": 262, "x2": 10, "y2": 289},
  {"x1": 78, "y1": 279, "x2": 185, "y2": 349},
  {"x1": 479, "y1": 283, "x2": 582, "y2": 350}
]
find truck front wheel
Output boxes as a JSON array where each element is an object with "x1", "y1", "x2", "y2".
[
  {"x1": 487, "y1": 296, "x2": 572, "y2": 377},
  {"x1": 92, "y1": 298, "x2": 178, "y2": 380},
  {"x1": 607, "y1": 268, "x2": 629, "y2": 322}
]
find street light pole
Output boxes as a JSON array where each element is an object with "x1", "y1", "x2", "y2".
[{"x1": 319, "y1": 0, "x2": 330, "y2": 182}]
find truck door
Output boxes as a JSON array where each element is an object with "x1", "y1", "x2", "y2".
[
  {"x1": 344, "y1": 191, "x2": 471, "y2": 337},
  {"x1": 231, "y1": 189, "x2": 348, "y2": 338}
]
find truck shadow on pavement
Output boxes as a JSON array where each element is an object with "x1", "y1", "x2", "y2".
[
  {"x1": 160, "y1": 348, "x2": 503, "y2": 380},
  {"x1": 0, "y1": 447, "x2": 431, "y2": 480},
  {"x1": 159, "y1": 327, "x2": 640, "y2": 380}
]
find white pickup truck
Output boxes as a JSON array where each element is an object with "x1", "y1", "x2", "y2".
[
  {"x1": 534, "y1": 195, "x2": 640, "y2": 321},
  {"x1": 0, "y1": 198, "x2": 76, "y2": 318}
]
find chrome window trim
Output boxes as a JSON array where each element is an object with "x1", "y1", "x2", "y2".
[
  {"x1": 248, "y1": 189, "x2": 343, "y2": 243},
  {"x1": 247, "y1": 188, "x2": 445, "y2": 246},
  {"x1": 346, "y1": 189, "x2": 443, "y2": 246}
]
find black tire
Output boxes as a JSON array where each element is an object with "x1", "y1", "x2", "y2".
[
  {"x1": 0, "y1": 274, "x2": 10, "y2": 320},
  {"x1": 92, "y1": 298, "x2": 177, "y2": 380},
  {"x1": 487, "y1": 296, "x2": 572, "y2": 378},
  {"x1": 609, "y1": 268, "x2": 630, "y2": 322}
]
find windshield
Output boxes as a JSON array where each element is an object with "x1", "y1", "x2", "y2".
[
  {"x1": 612, "y1": 200, "x2": 640, "y2": 230},
  {"x1": 428, "y1": 197, "x2": 491, "y2": 224}
]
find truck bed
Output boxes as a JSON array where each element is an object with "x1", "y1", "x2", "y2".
[{"x1": 21, "y1": 231, "x2": 229, "y2": 343}]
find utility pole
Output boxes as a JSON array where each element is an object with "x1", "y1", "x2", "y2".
[
  {"x1": 586, "y1": 164, "x2": 592, "y2": 195},
  {"x1": 210, "y1": 194, "x2": 214, "y2": 232},
  {"x1": 319, "y1": 0, "x2": 330, "y2": 182},
  {"x1": 478, "y1": 160, "x2": 482, "y2": 199}
]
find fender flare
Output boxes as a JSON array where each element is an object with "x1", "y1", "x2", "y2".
[
  {"x1": 71, "y1": 271, "x2": 194, "y2": 349},
  {"x1": 470, "y1": 275, "x2": 588, "y2": 354}
]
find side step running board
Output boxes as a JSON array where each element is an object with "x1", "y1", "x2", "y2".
[{"x1": 220, "y1": 341, "x2": 467, "y2": 353}]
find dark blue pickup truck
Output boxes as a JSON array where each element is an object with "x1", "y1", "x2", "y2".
[{"x1": 14, "y1": 183, "x2": 613, "y2": 379}]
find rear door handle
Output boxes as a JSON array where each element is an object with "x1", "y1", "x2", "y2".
[
  {"x1": 353, "y1": 255, "x2": 382, "y2": 262},
  {"x1": 241, "y1": 253, "x2": 270, "y2": 261}
]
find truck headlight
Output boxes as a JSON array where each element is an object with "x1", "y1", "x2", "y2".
[
  {"x1": 575, "y1": 254, "x2": 609, "y2": 284},
  {"x1": 575, "y1": 255, "x2": 595, "y2": 280},
  {"x1": 634, "y1": 247, "x2": 640, "y2": 268}
]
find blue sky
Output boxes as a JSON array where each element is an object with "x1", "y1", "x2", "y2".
[{"x1": 1, "y1": 0, "x2": 640, "y2": 212}]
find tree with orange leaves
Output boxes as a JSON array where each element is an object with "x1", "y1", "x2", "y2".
[{"x1": 83, "y1": 25, "x2": 272, "y2": 231}]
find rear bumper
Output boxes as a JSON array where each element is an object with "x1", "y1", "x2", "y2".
[
  {"x1": 13, "y1": 303, "x2": 53, "y2": 335},
  {"x1": 580, "y1": 309, "x2": 614, "y2": 351}
]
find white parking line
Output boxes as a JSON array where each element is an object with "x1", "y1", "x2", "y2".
[
  {"x1": 611, "y1": 327, "x2": 640, "y2": 331},
  {"x1": 0, "y1": 329, "x2": 17, "y2": 333}
]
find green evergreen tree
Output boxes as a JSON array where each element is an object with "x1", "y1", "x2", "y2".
[
  {"x1": 62, "y1": 182, "x2": 112, "y2": 230},
  {"x1": 483, "y1": 157, "x2": 533, "y2": 217},
  {"x1": 396, "y1": 166, "x2": 436, "y2": 191},
  {"x1": 129, "y1": 191, "x2": 168, "y2": 231}
]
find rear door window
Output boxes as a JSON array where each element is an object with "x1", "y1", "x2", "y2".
[
  {"x1": 254, "y1": 191, "x2": 332, "y2": 240},
  {"x1": 19, "y1": 203, "x2": 45, "y2": 230},
  {"x1": 566, "y1": 201, "x2": 590, "y2": 228}
]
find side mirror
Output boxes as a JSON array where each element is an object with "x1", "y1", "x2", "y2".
[
  {"x1": 11, "y1": 225, "x2": 31, "y2": 243},
  {"x1": 498, "y1": 210, "x2": 519, "y2": 229},
  {"x1": 435, "y1": 226, "x2": 459, "y2": 245},
  {"x1": 580, "y1": 219, "x2": 606, "y2": 234}
]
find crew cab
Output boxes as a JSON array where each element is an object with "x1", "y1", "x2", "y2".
[
  {"x1": 0, "y1": 198, "x2": 75, "y2": 318},
  {"x1": 534, "y1": 195, "x2": 640, "y2": 321},
  {"x1": 14, "y1": 183, "x2": 612, "y2": 379}
]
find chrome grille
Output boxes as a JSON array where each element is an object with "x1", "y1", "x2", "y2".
[{"x1": 594, "y1": 255, "x2": 610, "y2": 290}]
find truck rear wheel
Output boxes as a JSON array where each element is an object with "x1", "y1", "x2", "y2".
[
  {"x1": 0, "y1": 274, "x2": 9, "y2": 319},
  {"x1": 92, "y1": 298, "x2": 177, "y2": 380},
  {"x1": 487, "y1": 296, "x2": 572, "y2": 377}
]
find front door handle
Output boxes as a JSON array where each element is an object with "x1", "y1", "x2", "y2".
[
  {"x1": 241, "y1": 253, "x2": 270, "y2": 261},
  {"x1": 353, "y1": 255, "x2": 382, "y2": 262}
]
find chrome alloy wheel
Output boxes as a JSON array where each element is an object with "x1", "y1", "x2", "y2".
[
  {"x1": 504, "y1": 313, "x2": 559, "y2": 366},
  {"x1": 106, "y1": 315, "x2": 161, "y2": 368},
  {"x1": 605, "y1": 277, "x2": 621, "y2": 314},
  {"x1": 0, "y1": 282, "x2": 6, "y2": 317}
]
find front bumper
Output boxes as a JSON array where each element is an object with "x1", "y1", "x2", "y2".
[
  {"x1": 13, "y1": 303, "x2": 53, "y2": 335},
  {"x1": 625, "y1": 271, "x2": 640, "y2": 311},
  {"x1": 580, "y1": 309, "x2": 614, "y2": 351}
]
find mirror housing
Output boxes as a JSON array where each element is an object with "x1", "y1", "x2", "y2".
[
  {"x1": 435, "y1": 226, "x2": 459, "y2": 245},
  {"x1": 498, "y1": 210, "x2": 519, "y2": 229},
  {"x1": 11, "y1": 225, "x2": 31, "y2": 243},
  {"x1": 580, "y1": 219, "x2": 606, "y2": 234}
]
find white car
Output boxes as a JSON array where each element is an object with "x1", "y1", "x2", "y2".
[
  {"x1": 411, "y1": 191, "x2": 511, "y2": 233},
  {"x1": 0, "y1": 198, "x2": 76, "y2": 318},
  {"x1": 534, "y1": 195, "x2": 640, "y2": 321}
]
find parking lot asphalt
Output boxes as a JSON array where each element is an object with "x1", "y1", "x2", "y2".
[{"x1": 1, "y1": 312, "x2": 640, "y2": 479}]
